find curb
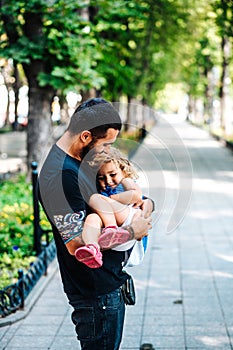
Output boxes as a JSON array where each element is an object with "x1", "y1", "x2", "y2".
[{"x1": 0, "y1": 259, "x2": 58, "y2": 328}]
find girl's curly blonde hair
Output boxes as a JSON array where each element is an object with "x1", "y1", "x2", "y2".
[{"x1": 89, "y1": 147, "x2": 138, "y2": 179}]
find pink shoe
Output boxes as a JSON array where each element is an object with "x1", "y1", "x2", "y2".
[
  {"x1": 75, "y1": 243, "x2": 103, "y2": 268},
  {"x1": 98, "y1": 226, "x2": 131, "y2": 250}
]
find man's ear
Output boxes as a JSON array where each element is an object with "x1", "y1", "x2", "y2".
[{"x1": 80, "y1": 130, "x2": 92, "y2": 144}]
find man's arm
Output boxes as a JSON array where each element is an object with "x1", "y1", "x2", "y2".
[
  {"x1": 66, "y1": 235, "x2": 84, "y2": 255},
  {"x1": 123, "y1": 211, "x2": 152, "y2": 241}
]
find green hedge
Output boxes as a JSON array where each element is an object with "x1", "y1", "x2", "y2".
[{"x1": 0, "y1": 175, "x2": 50, "y2": 289}]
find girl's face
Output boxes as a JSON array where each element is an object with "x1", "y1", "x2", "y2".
[{"x1": 97, "y1": 160, "x2": 124, "y2": 190}]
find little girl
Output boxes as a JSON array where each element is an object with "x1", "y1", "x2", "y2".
[{"x1": 75, "y1": 147, "x2": 147, "y2": 268}]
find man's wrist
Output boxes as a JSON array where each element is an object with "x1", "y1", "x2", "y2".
[
  {"x1": 123, "y1": 225, "x2": 135, "y2": 240},
  {"x1": 142, "y1": 196, "x2": 155, "y2": 212}
]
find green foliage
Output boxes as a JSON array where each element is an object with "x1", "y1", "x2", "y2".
[
  {"x1": 0, "y1": 0, "x2": 202, "y2": 104},
  {"x1": 114, "y1": 129, "x2": 140, "y2": 155},
  {"x1": 0, "y1": 0, "x2": 105, "y2": 92},
  {"x1": 0, "y1": 174, "x2": 51, "y2": 289},
  {"x1": 0, "y1": 250, "x2": 36, "y2": 289},
  {"x1": 1, "y1": 0, "x2": 233, "y2": 122}
]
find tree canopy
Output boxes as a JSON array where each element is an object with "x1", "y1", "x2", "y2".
[{"x1": 0, "y1": 0, "x2": 233, "y2": 167}]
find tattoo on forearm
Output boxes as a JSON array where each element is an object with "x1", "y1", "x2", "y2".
[{"x1": 124, "y1": 225, "x2": 135, "y2": 240}]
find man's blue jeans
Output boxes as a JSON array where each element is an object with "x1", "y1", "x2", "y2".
[{"x1": 68, "y1": 288, "x2": 125, "y2": 350}]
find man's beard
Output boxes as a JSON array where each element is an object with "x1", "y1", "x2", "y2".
[
  {"x1": 81, "y1": 139, "x2": 107, "y2": 162},
  {"x1": 81, "y1": 140, "x2": 96, "y2": 162}
]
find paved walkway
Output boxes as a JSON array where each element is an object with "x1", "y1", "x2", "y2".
[
  {"x1": 1, "y1": 117, "x2": 233, "y2": 349},
  {"x1": 0, "y1": 131, "x2": 26, "y2": 178}
]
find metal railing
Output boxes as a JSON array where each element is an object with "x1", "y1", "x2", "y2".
[
  {"x1": 0, "y1": 162, "x2": 56, "y2": 318},
  {"x1": 0, "y1": 241, "x2": 56, "y2": 318}
]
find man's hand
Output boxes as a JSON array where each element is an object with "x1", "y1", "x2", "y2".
[
  {"x1": 141, "y1": 198, "x2": 154, "y2": 218},
  {"x1": 128, "y1": 210, "x2": 152, "y2": 241}
]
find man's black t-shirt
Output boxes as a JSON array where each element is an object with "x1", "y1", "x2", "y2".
[{"x1": 39, "y1": 144, "x2": 128, "y2": 297}]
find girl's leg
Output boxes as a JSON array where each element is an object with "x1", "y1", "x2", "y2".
[
  {"x1": 89, "y1": 194, "x2": 131, "y2": 250},
  {"x1": 82, "y1": 213, "x2": 102, "y2": 246},
  {"x1": 75, "y1": 213, "x2": 103, "y2": 268},
  {"x1": 89, "y1": 193, "x2": 130, "y2": 227}
]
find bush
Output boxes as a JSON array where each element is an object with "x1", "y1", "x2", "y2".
[{"x1": 0, "y1": 174, "x2": 51, "y2": 289}]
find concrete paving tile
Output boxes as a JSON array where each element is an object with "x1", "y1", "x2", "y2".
[
  {"x1": 146, "y1": 293, "x2": 182, "y2": 305},
  {"x1": 141, "y1": 305, "x2": 183, "y2": 317},
  {"x1": 14, "y1": 324, "x2": 59, "y2": 336},
  {"x1": 5, "y1": 335, "x2": 53, "y2": 348},
  {"x1": 186, "y1": 348, "x2": 231, "y2": 350},
  {"x1": 182, "y1": 288, "x2": 217, "y2": 298},
  {"x1": 183, "y1": 297, "x2": 218, "y2": 309},
  {"x1": 34, "y1": 297, "x2": 68, "y2": 307},
  {"x1": 215, "y1": 278, "x2": 233, "y2": 290},
  {"x1": 0, "y1": 338, "x2": 10, "y2": 350},
  {"x1": 62, "y1": 314, "x2": 74, "y2": 327},
  {"x1": 0, "y1": 324, "x2": 20, "y2": 349},
  {"x1": 221, "y1": 310, "x2": 233, "y2": 325},
  {"x1": 30, "y1": 305, "x2": 70, "y2": 315},
  {"x1": 56, "y1": 323, "x2": 76, "y2": 336},
  {"x1": 0, "y1": 323, "x2": 20, "y2": 335},
  {"x1": 121, "y1": 334, "x2": 142, "y2": 348},
  {"x1": 3, "y1": 348, "x2": 49, "y2": 350},
  {"x1": 185, "y1": 333, "x2": 231, "y2": 349},
  {"x1": 124, "y1": 313, "x2": 143, "y2": 325},
  {"x1": 121, "y1": 348, "x2": 140, "y2": 350},
  {"x1": 182, "y1": 280, "x2": 216, "y2": 291},
  {"x1": 143, "y1": 314, "x2": 183, "y2": 326},
  {"x1": 227, "y1": 325, "x2": 233, "y2": 338},
  {"x1": 123, "y1": 323, "x2": 142, "y2": 336},
  {"x1": 142, "y1": 324, "x2": 184, "y2": 336},
  {"x1": 21, "y1": 314, "x2": 64, "y2": 325},
  {"x1": 181, "y1": 262, "x2": 210, "y2": 270},
  {"x1": 140, "y1": 335, "x2": 185, "y2": 348},
  {"x1": 50, "y1": 335, "x2": 80, "y2": 349},
  {"x1": 184, "y1": 305, "x2": 221, "y2": 317},
  {"x1": 0, "y1": 326, "x2": 8, "y2": 339},
  {"x1": 185, "y1": 324, "x2": 229, "y2": 336},
  {"x1": 184, "y1": 313, "x2": 225, "y2": 325}
]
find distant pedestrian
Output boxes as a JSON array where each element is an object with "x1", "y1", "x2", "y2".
[{"x1": 51, "y1": 96, "x2": 61, "y2": 124}]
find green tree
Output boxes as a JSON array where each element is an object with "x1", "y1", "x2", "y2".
[
  {"x1": 175, "y1": 1, "x2": 221, "y2": 122},
  {"x1": 0, "y1": 0, "x2": 104, "y2": 169},
  {"x1": 92, "y1": 0, "x2": 190, "y2": 106},
  {"x1": 213, "y1": 0, "x2": 233, "y2": 132}
]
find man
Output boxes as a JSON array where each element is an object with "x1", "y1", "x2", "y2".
[{"x1": 39, "y1": 98, "x2": 153, "y2": 350}]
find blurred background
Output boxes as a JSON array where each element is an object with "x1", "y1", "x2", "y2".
[{"x1": 0, "y1": 0, "x2": 233, "y2": 169}]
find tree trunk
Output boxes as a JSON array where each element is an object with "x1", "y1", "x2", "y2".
[
  {"x1": 219, "y1": 35, "x2": 230, "y2": 132},
  {"x1": 26, "y1": 84, "x2": 53, "y2": 171},
  {"x1": 203, "y1": 67, "x2": 214, "y2": 125},
  {"x1": 81, "y1": 88, "x2": 96, "y2": 102},
  {"x1": 4, "y1": 86, "x2": 11, "y2": 126},
  {"x1": 13, "y1": 62, "x2": 21, "y2": 127},
  {"x1": 23, "y1": 58, "x2": 54, "y2": 170},
  {"x1": 124, "y1": 95, "x2": 132, "y2": 132}
]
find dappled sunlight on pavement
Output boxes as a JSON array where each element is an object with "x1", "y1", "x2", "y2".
[{"x1": 1, "y1": 119, "x2": 233, "y2": 349}]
